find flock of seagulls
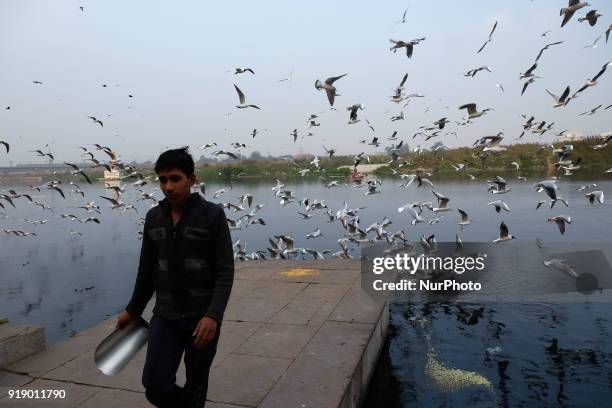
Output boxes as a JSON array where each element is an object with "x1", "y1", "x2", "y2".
[{"x1": 0, "y1": 2, "x2": 610, "y2": 286}]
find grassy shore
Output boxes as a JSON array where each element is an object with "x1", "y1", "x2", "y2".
[
  {"x1": 3, "y1": 139, "x2": 608, "y2": 184},
  {"x1": 193, "y1": 138, "x2": 611, "y2": 181}
]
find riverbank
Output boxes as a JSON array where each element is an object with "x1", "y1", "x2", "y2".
[
  {"x1": 0, "y1": 259, "x2": 389, "y2": 407},
  {"x1": 2, "y1": 139, "x2": 609, "y2": 185}
]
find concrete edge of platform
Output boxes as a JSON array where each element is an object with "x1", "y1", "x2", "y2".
[
  {"x1": 0, "y1": 319, "x2": 46, "y2": 370},
  {"x1": 340, "y1": 298, "x2": 390, "y2": 408},
  {"x1": 1, "y1": 259, "x2": 388, "y2": 407}
]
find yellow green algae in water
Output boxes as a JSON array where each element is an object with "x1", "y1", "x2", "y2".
[
  {"x1": 280, "y1": 268, "x2": 320, "y2": 277},
  {"x1": 425, "y1": 350, "x2": 493, "y2": 392},
  {"x1": 419, "y1": 323, "x2": 492, "y2": 392}
]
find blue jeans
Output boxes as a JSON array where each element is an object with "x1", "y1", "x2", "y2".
[{"x1": 142, "y1": 315, "x2": 220, "y2": 408}]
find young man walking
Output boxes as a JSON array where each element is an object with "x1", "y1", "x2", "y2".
[{"x1": 116, "y1": 147, "x2": 234, "y2": 407}]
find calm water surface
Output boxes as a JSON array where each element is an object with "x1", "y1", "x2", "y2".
[{"x1": 1, "y1": 174, "x2": 611, "y2": 405}]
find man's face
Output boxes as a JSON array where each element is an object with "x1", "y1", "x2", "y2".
[{"x1": 157, "y1": 168, "x2": 195, "y2": 203}]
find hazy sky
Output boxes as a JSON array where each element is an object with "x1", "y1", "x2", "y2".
[{"x1": 0, "y1": 0, "x2": 610, "y2": 165}]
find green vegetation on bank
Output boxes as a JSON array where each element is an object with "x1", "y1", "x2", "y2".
[
  {"x1": 191, "y1": 138, "x2": 611, "y2": 181},
  {"x1": 375, "y1": 139, "x2": 612, "y2": 177},
  {"x1": 5, "y1": 139, "x2": 607, "y2": 183}
]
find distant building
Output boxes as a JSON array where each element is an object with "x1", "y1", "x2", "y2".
[
  {"x1": 103, "y1": 152, "x2": 123, "y2": 180},
  {"x1": 597, "y1": 131, "x2": 612, "y2": 139},
  {"x1": 557, "y1": 132, "x2": 584, "y2": 143},
  {"x1": 103, "y1": 168, "x2": 122, "y2": 180}
]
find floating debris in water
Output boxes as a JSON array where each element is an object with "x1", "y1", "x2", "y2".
[
  {"x1": 486, "y1": 346, "x2": 503, "y2": 355},
  {"x1": 425, "y1": 350, "x2": 493, "y2": 392}
]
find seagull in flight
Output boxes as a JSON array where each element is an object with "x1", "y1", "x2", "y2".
[
  {"x1": 545, "y1": 86, "x2": 571, "y2": 107},
  {"x1": 88, "y1": 116, "x2": 104, "y2": 127},
  {"x1": 365, "y1": 119, "x2": 375, "y2": 132},
  {"x1": 574, "y1": 61, "x2": 609, "y2": 95},
  {"x1": 534, "y1": 179, "x2": 568, "y2": 208},
  {"x1": 488, "y1": 200, "x2": 511, "y2": 213},
  {"x1": 393, "y1": 8, "x2": 409, "y2": 26},
  {"x1": 457, "y1": 209, "x2": 471, "y2": 228},
  {"x1": 535, "y1": 41, "x2": 564, "y2": 62},
  {"x1": 583, "y1": 35, "x2": 602, "y2": 49},
  {"x1": 487, "y1": 176, "x2": 511, "y2": 194},
  {"x1": 277, "y1": 69, "x2": 293, "y2": 82},
  {"x1": 233, "y1": 67, "x2": 255, "y2": 74},
  {"x1": 212, "y1": 150, "x2": 239, "y2": 159},
  {"x1": 464, "y1": 66, "x2": 493, "y2": 77},
  {"x1": 323, "y1": 145, "x2": 336, "y2": 158},
  {"x1": 477, "y1": 20, "x2": 498, "y2": 53},
  {"x1": 493, "y1": 221, "x2": 516, "y2": 243},
  {"x1": 548, "y1": 215, "x2": 571, "y2": 235},
  {"x1": 314, "y1": 74, "x2": 347, "y2": 106},
  {"x1": 579, "y1": 104, "x2": 602, "y2": 116},
  {"x1": 432, "y1": 190, "x2": 451, "y2": 212},
  {"x1": 347, "y1": 104, "x2": 364, "y2": 124},
  {"x1": 63, "y1": 162, "x2": 92, "y2": 184},
  {"x1": 234, "y1": 84, "x2": 260, "y2": 109},
  {"x1": 578, "y1": 9, "x2": 602, "y2": 26},
  {"x1": 389, "y1": 38, "x2": 425, "y2": 59},
  {"x1": 99, "y1": 195, "x2": 124, "y2": 209},
  {"x1": 585, "y1": 190, "x2": 604, "y2": 205},
  {"x1": 305, "y1": 228, "x2": 322, "y2": 239},
  {"x1": 47, "y1": 185, "x2": 66, "y2": 199},
  {"x1": 544, "y1": 259, "x2": 578, "y2": 278},
  {"x1": 560, "y1": 1, "x2": 590, "y2": 28},
  {"x1": 198, "y1": 142, "x2": 217, "y2": 150},
  {"x1": 30, "y1": 149, "x2": 54, "y2": 160},
  {"x1": 519, "y1": 62, "x2": 539, "y2": 79},
  {"x1": 459, "y1": 103, "x2": 491, "y2": 120},
  {"x1": 521, "y1": 77, "x2": 539, "y2": 96}
]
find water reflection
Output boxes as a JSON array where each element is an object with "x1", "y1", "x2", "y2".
[{"x1": 365, "y1": 300, "x2": 612, "y2": 407}]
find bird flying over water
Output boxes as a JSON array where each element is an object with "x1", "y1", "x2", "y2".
[
  {"x1": 548, "y1": 215, "x2": 571, "y2": 235},
  {"x1": 493, "y1": 221, "x2": 516, "y2": 243}
]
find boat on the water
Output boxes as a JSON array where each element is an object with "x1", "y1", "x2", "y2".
[{"x1": 351, "y1": 168, "x2": 364, "y2": 182}]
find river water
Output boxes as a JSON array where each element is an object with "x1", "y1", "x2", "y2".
[{"x1": 1, "y1": 174, "x2": 611, "y2": 405}]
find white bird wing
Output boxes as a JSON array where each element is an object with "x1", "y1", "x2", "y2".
[
  {"x1": 545, "y1": 89, "x2": 559, "y2": 101},
  {"x1": 234, "y1": 84, "x2": 245, "y2": 104}
]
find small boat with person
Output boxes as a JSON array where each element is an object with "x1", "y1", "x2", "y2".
[{"x1": 351, "y1": 168, "x2": 365, "y2": 182}]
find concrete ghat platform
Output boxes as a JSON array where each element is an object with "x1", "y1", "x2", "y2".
[{"x1": 0, "y1": 259, "x2": 389, "y2": 407}]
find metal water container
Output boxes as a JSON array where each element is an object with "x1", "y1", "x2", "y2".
[{"x1": 94, "y1": 316, "x2": 150, "y2": 376}]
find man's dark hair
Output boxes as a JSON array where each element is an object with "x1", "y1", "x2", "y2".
[{"x1": 154, "y1": 146, "x2": 194, "y2": 176}]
